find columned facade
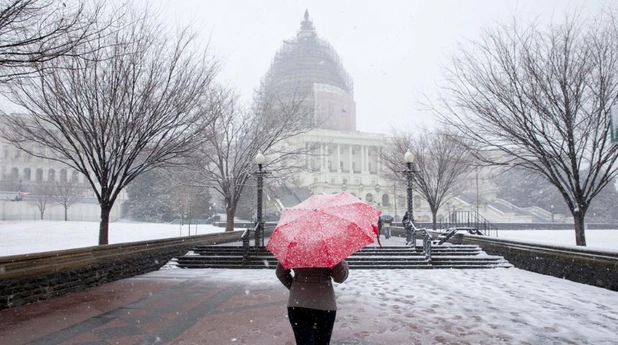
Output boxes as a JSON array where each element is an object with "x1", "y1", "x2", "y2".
[{"x1": 286, "y1": 129, "x2": 402, "y2": 217}]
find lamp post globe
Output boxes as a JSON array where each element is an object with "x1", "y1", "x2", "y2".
[
  {"x1": 255, "y1": 152, "x2": 265, "y2": 165},
  {"x1": 404, "y1": 151, "x2": 415, "y2": 164}
]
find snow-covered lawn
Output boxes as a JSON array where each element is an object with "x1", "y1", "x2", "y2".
[
  {"x1": 496, "y1": 229, "x2": 618, "y2": 251},
  {"x1": 0, "y1": 220, "x2": 225, "y2": 257},
  {"x1": 2, "y1": 220, "x2": 618, "y2": 257}
]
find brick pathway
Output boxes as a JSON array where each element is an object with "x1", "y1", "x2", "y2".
[
  {"x1": 0, "y1": 269, "x2": 296, "y2": 345},
  {"x1": 2, "y1": 266, "x2": 617, "y2": 345}
]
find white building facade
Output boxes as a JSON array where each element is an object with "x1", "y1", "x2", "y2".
[{"x1": 0, "y1": 122, "x2": 126, "y2": 222}]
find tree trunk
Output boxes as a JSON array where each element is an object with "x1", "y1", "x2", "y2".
[
  {"x1": 99, "y1": 205, "x2": 111, "y2": 245},
  {"x1": 64, "y1": 206, "x2": 68, "y2": 221},
  {"x1": 431, "y1": 209, "x2": 438, "y2": 230},
  {"x1": 188, "y1": 209, "x2": 192, "y2": 236},
  {"x1": 429, "y1": 207, "x2": 438, "y2": 230},
  {"x1": 573, "y1": 211, "x2": 587, "y2": 246},
  {"x1": 225, "y1": 207, "x2": 235, "y2": 232}
]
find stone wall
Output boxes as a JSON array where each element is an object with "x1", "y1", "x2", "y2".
[
  {"x1": 389, "y1": 226, "x2": 618, "y2": 291},
  {"x1": 453, "y1": 234, "x2": 618, "y2": 291},
  {"x1": 0, "y1": 231, "x2": 243, "y2": 310}
]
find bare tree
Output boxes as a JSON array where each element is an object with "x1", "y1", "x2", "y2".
[
  {"x1": 166, "y1": 168, "x2": 208, "y2": 236},
  {"x1": 0, "y1": 6, "x2": 219, "y2": 244},
  {"x1": 0, "y1": 0, "x2": 103, "y2": 82},
  {"x1": 50, "y1": 180, "x2": 84, "y2": 221},
  {"x1": 28, "y1": 180, "x2": 52, "y2": 219},
  {"x1": 381, "y1": 128, "x2": 474, "y2": 229},
  {"x1": 435, "y1": 14, "x2": 618, "y2": 245},
  {"x1": 185, "y1": 86, "x2": 313, "y2": 232}
]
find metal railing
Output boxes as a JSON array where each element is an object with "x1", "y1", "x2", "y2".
[
  {"x1": 403, "y1": 219, "x2": 433, "y2": 261},
  {"x1": 418, "y1": 228, "x2": 432, "y2": 262},
  {"x1": 440, "y1": 211, "x2": 499, "y2": 237},
  {"x1": 241, "y1": 224, "x2": 258, "y2": 263}
]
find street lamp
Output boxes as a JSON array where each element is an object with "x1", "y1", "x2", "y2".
[
  {"x1": 403, "y1": 151, "x2": 416, "y2": 247},
  {"x1": 254, "y1": 152, "x2": 266, "y2": 247}
]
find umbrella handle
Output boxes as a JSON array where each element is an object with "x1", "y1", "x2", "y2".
[{"x1": 372, "y1": 224, "x2": 382, "y2": 248}]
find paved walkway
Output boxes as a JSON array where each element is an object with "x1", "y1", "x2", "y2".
[
  {"x1": 1, "y1": 268, "x2": 291, "y2": 345},
  {"x1": 2, "y1": 235, "x2": 618, "y2": 345},
  {"x1": 1, "y1": 264, "x2": 618, "y2": 345}
]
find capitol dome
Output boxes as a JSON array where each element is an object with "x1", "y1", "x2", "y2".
[{"x1": 259, "y1": 10, "x2": 356, "y2": 131}]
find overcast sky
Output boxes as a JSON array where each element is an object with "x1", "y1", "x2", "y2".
[
  {"x1": 147, "y1": 0, "x2": 610, "y2": 135},
  {"x1": 1, "y1": 1, "x2": 609, "y2": 134}
]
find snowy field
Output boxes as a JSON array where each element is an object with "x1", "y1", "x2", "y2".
[
  {"x1": 497, "y1": 229, "x2": 618, "y2": 251},
  {"x1": 1, "y1": 220, "x2": 618, "y2": 257},
  {"x1": 0, "y1": 220, "x2": 225, "y2": 257}
]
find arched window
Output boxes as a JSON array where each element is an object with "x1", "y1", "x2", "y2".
[
  {"x1": 60, "y1": 169, "x2": 68, "y2": 183},
  {"x1": 414, "y1": 195, "x2": 422, "y2": 209},
  {"x1": 48, "y1": 169, "x2": 56, "y2": 182},
  {"x1": 72, "y1": 171, "x2": 80, "y2": 183},
  {"x1": 36, "y1": 168, "x2": 43, "y2": 181},
  {"x1": 23, "y1": 168, "x2": 31, "y2": 181},
  {"x1": 10, "y1": 167, "x2": 18, "y2": 180},
  {"x1": 365, "y1": 193, "x2": 373, "y2": 202},
  {"x1": 382, "y1": 194, "x2": 390, "y2": 206}
]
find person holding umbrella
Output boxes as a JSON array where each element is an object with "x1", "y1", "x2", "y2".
[
  {"x1": 267, "y1": 192, "x2": 381, "y2": 344},
  {"x1": 276, "y1": 260, "x2": 349, "y2": 344},
  {"x1": 380, "y1": 214, "x2": 394, "y2": 239}
]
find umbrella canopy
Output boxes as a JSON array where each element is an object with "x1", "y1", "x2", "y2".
[
  {"x1": 380, "y1": 214, "x2": 394, "y2": 223},
  {"x1": 266, "y1": 192, "x2": 381, "y2": 269}
]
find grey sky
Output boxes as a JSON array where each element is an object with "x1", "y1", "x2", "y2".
[
  {"x1": 151, "y1": 0, "x2": 609, "y2": 135},
  {"x1": 2, "y1": 0, "x2": 609, "y2": 134}
]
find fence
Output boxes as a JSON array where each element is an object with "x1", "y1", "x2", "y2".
[{"x1": 438, "y1": 211, "x2": 499, "y2": 236}]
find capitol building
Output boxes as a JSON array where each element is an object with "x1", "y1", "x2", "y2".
[
  {"x1": 257, "y1": 11, "x2": 554, "y2": 225},
  {"x1": 0, "y1": 11, "x2": 553, "y2": 224},
  {"x1": 258, "y1": 11, "x2": 419, "y2": 221}
]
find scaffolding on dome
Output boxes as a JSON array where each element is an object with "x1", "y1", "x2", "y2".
[
  {"x1": 258, "y1": 14, "x2": 354, "y2": 98},
  {"x1": 254, "y1": 11, "x2": 356, "y2": 131}
]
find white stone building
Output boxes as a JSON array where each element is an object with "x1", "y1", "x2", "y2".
[{"x1": 0, "y1": 115, "x2": 125, "y2": 221}]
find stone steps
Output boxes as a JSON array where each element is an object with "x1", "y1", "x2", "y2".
[{"x1": 175, "y1": 245, "x2": 512, "y2": 269}]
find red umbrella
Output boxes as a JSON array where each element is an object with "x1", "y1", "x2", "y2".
[{"x1": 266, "y1": 191, "x2": 381, "y2": 269}]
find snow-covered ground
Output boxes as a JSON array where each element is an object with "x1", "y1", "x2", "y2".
[
  {"x1": 1, "y1": 220, "x2": 618, "y2": 344},
  {"x1": 195, "y1": 267, "x2": 618, "y2": 344},
  {"x1": 1, "y1": 220, "x2": 618, "y2": 256},
  {"x1": 0, "y1": 220, "x2": 225, "y2": 257},
  {"x1": 497, "y1": 229, "x2": 618, "y2": 251}
]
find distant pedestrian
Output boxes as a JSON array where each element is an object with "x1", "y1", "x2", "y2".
[
  {"x1": 402, "y1": 211, "x2": 413, "y2": 228},
  {"x1": 379, "y1": 215, "x2": 393, "y2": 239},
  {"x1": 276, "y1": 260, "x2": 349, "y2": 345},
  {"x1": 384, "y1": 220, "x2": 392, "y2": 239}
]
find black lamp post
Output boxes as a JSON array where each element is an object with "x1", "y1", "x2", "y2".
[
  {"x1": 404, "y1": 151, "x2": 416, "y2": 247},
  {"x1": 255, "y1": 152, "x2": 266, "y2": 247}
]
